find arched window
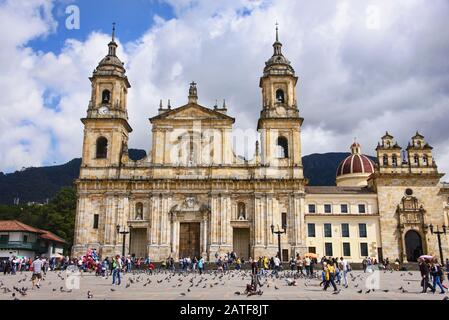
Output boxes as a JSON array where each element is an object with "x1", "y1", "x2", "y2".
[
  {"x1": 277, "y1": 136, "x2": 289, "y2": 158},
  {"x1": 276, "y1": 89, "x2": 285, "y2": 103},
  {"x1": 423, "y1": 155, "x2": 428, "y2": 166},
  {"x1": 392, "y1": 154, "x2": 398, "y2": 166},
  {"x1": 102, "y1": 90, "x2": 111, "y2": 104},
  {"x1": 96, "y1": 137, "x2": 108, "y2": 159},
  {"x1": 135, "y1": 203, "x2": 143, "y2": 220},
  {"x1": 382, "y1": 155, "x2": 388, "y2": 166},
  {"x1": 237, "y1": 202, "x2": 246, "y2": 220},
  {"x1": 414, "y1": 154, "x2": 419, "y2": 165}
]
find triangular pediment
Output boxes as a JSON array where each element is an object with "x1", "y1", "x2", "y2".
[{"x1": 150, "y1": 103, "x2": 234, "y2": 122}]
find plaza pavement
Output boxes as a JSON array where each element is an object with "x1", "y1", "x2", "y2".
[{"x1": 0, "y1": 269, "x2": 448, "y2": 300}]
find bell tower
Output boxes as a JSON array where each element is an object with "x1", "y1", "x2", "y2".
[
  {"x1": 257, "y1": 24, "x2": 303, "y2": 170},
  {"x1": 80, "y1": 24, "x2": 132, "y2": 171},
  {"x1": 406, "y1": 132, "x2": 438, "y2": 174}
]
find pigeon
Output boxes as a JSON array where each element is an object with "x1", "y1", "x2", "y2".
[
  {"x1": 286, "y1": 279, "x2": 297, "y2": 286},
  {"x1": 180, "y1": 293, "x2": 186, "y2": 296},
  {"x1": 365, "y1": 290, "x2": 371, "y2": 294},
  {"x1": 274, "y1": 286, "x2": 279, "y2": 290},
  {"x1": 110, "y1": 288, "x2": 116, "y2": 292},
  {"x1": 383, "y1": 290, "x2": 389, "y2": 293},
  {"x1": 357, "y1": 290, "x2": 363, "y2": 294},
  {"x1": 332, "y1": 290, "x2": 340, "y2": 295},
  {"x1": 234, "y1": 291, "x2": 241, "y2": 295},
  {"x1": 87, "y1": 291, "x2": 93, "y2": 299}
]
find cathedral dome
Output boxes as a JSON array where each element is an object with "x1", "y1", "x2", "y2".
[{"x1": 336, "y1": 142, "x2": 374, "y2": 187}]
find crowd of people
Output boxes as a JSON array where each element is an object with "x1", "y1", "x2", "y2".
[
  {"x1": 0, "y1": 255, "x2": 73, "y2": 275},
  {"x1": 2, "y1": 249, "x2": 449, "y2": 295},
  {"x1": 419, "y1": 257, "x2": 448, "y2": 294}
]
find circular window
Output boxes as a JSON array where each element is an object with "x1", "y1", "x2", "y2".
[{"x1": 405, "y1": 188, "x2": 413, "y2": 196}]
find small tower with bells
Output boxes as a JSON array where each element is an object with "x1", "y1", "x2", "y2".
[
  {"x1": 81, "y1": 24, "x2": 132, "y2": 171},
  {"x1": 257, "y1": 23, "x2": 303, "y2": 171}
]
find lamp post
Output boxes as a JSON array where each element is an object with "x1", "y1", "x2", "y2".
[
  {"x1": 116, "y1": 225, "x2": 131, "y2": 257},
  {"x1": 429, "y1": 224, "x2": 447, "y2": 263},
  {"x1": 271, "y1": 223, "x2": 287, "y2": 261}
]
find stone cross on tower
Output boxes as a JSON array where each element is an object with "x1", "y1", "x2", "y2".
[{"x1": 188, "y1": 82, "x2": 198, "y2": 104}]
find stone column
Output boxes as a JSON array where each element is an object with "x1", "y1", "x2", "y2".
[
  {"x1": 169, "y1": 211, "x2": 177, "y2": 257},
  {"x1": 291, "y1": 192, "x2": 306, "y2": 255},
  {"x1": 73, "y1": 195, "x2": 87, "y2": 256},
  {"x1": 224, "y1": 195, "x2": 232, "y2": 248},
  {"x1": 202, "y1": 212, "x2": 208, "y2": 257},
  {"x1": 150, "y1": 194, "x2": 159, "y2": 245},
  {"x1": 254, "y1": 196, "x2": 262, "y2": 245},
  {"x1": 209, "y1": 194, "x2": 221, "y2": 258},
  {"x1": 254, "y1": 195, "x2": 267, "y2": 258},
  {"x1": 220, "y1": 195, "x2": 225, "y2": 244},
  {"x1": 267, "y1": 194, "x2": 274, "y2": 246},
  {"x1": 123, "y1": 195, "x2": 129, "y2": 224},
  {"x1": 104, "y1": 196, "x2": 113, "y2": 245}
]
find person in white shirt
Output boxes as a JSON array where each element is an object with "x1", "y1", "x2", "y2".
[
  {"x1": 273, "y1": 256, "x2": 281, "y2": 275},
  {"x1": 304, "y1": 257, "x2": 311, "y2": 277},
  {"x1": 340, "y1": 257, "x2": 350, "y2": 288},
  {"x1": 32, "y1": 257, "x2": 43, "y2": 289}
]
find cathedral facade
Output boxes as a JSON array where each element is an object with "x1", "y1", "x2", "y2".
[{"x1": 72, "y1": 27, "x2": 449, "y2": 263}]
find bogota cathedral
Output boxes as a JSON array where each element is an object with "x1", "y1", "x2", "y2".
[{"x1": 72, "y1": 26, "x2": 449, "y2": 263}]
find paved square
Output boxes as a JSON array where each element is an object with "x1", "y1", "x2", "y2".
[{"x1": 1, "y1": 269, "x2": 447, "y2": 300}]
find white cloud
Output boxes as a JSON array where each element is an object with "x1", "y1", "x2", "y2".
[{"x1": 0, "y1": 0, "x2": 449, "y2": 181}]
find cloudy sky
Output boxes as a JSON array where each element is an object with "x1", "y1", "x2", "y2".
[{"x1": 0, "y1": 0, "x2": 448, "y2": 178}]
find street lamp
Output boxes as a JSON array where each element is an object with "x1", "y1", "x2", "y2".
[
  {"x1": 116, "y1": 225, "x2": 131, "y2": 257},
  {"x1": 429, "y1": 224, "x2": 447, "y2": 263},
  {"x1": 270, "y1": 223, "x2": 287, "y2": 261}
]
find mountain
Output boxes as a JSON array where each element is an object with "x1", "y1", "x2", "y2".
[
  {"x1": 0, "y1": 150, "x2": 376, "y2": 205},
  {"x1": 0, "y1": 149, "x2": 146, "y2": 205},
  {"x1": 303, "y1": 152, "x2": 377, "y2": 186}
]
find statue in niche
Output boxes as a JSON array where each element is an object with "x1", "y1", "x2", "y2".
[
  {"x1": 135, "y1": 203, "x2": 143, "y2": 220},
  {"x1": 238, "y1": 203, "x2": 246, "y2": 220}
]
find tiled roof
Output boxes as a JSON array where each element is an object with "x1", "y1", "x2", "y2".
[
  {"x1": 305, "y1": 186, "x2": 376, "y2": 195},
  {"x1": 38, "y1": 230, "x2": 66, "y2": 244},
  {"x1": 0, "y1": 220, "x2": 43, "y2": 233},
  {"x1": 0, "y1": 220, "x2": 66, "y2": 243}
]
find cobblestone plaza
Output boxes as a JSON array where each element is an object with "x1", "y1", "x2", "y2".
[{"x1": 1, "y1": 270, "x2": 447, "y2": 300}]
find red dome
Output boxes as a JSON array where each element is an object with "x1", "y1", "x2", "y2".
[{"x1": 337, "y1": 153, "x2": 374, "y2": 177}]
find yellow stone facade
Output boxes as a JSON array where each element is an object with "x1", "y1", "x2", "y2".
[{"x1": 72, "y1": 28, "x2": 449, "y2": 263}]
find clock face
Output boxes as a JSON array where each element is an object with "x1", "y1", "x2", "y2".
[{"x1": 98, "y1": 106, "x2": 109, "y2": 115}]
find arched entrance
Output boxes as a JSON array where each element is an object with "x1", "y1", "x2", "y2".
[{"x1": 404, "y1": 230, "x2": 423, "y2": 262}]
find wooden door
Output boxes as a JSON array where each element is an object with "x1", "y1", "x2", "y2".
[
  {"x1": 179, "y1": 223, "x2": 200, "y2": 259},
  {"x1": 233, "y1": 228, "x2": 250, "y2": 260},
  {"x1": 130, "y1": 228, "x2": 147, "y2": 259}
]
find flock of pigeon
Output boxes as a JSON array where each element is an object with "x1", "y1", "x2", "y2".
[{"x1": 1, "y1": 268, "x2": 448, "y2": 300}]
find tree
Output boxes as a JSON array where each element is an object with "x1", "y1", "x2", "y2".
[{"x1": 0, "y1": 187, "x2": 76, "y2": 254}]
